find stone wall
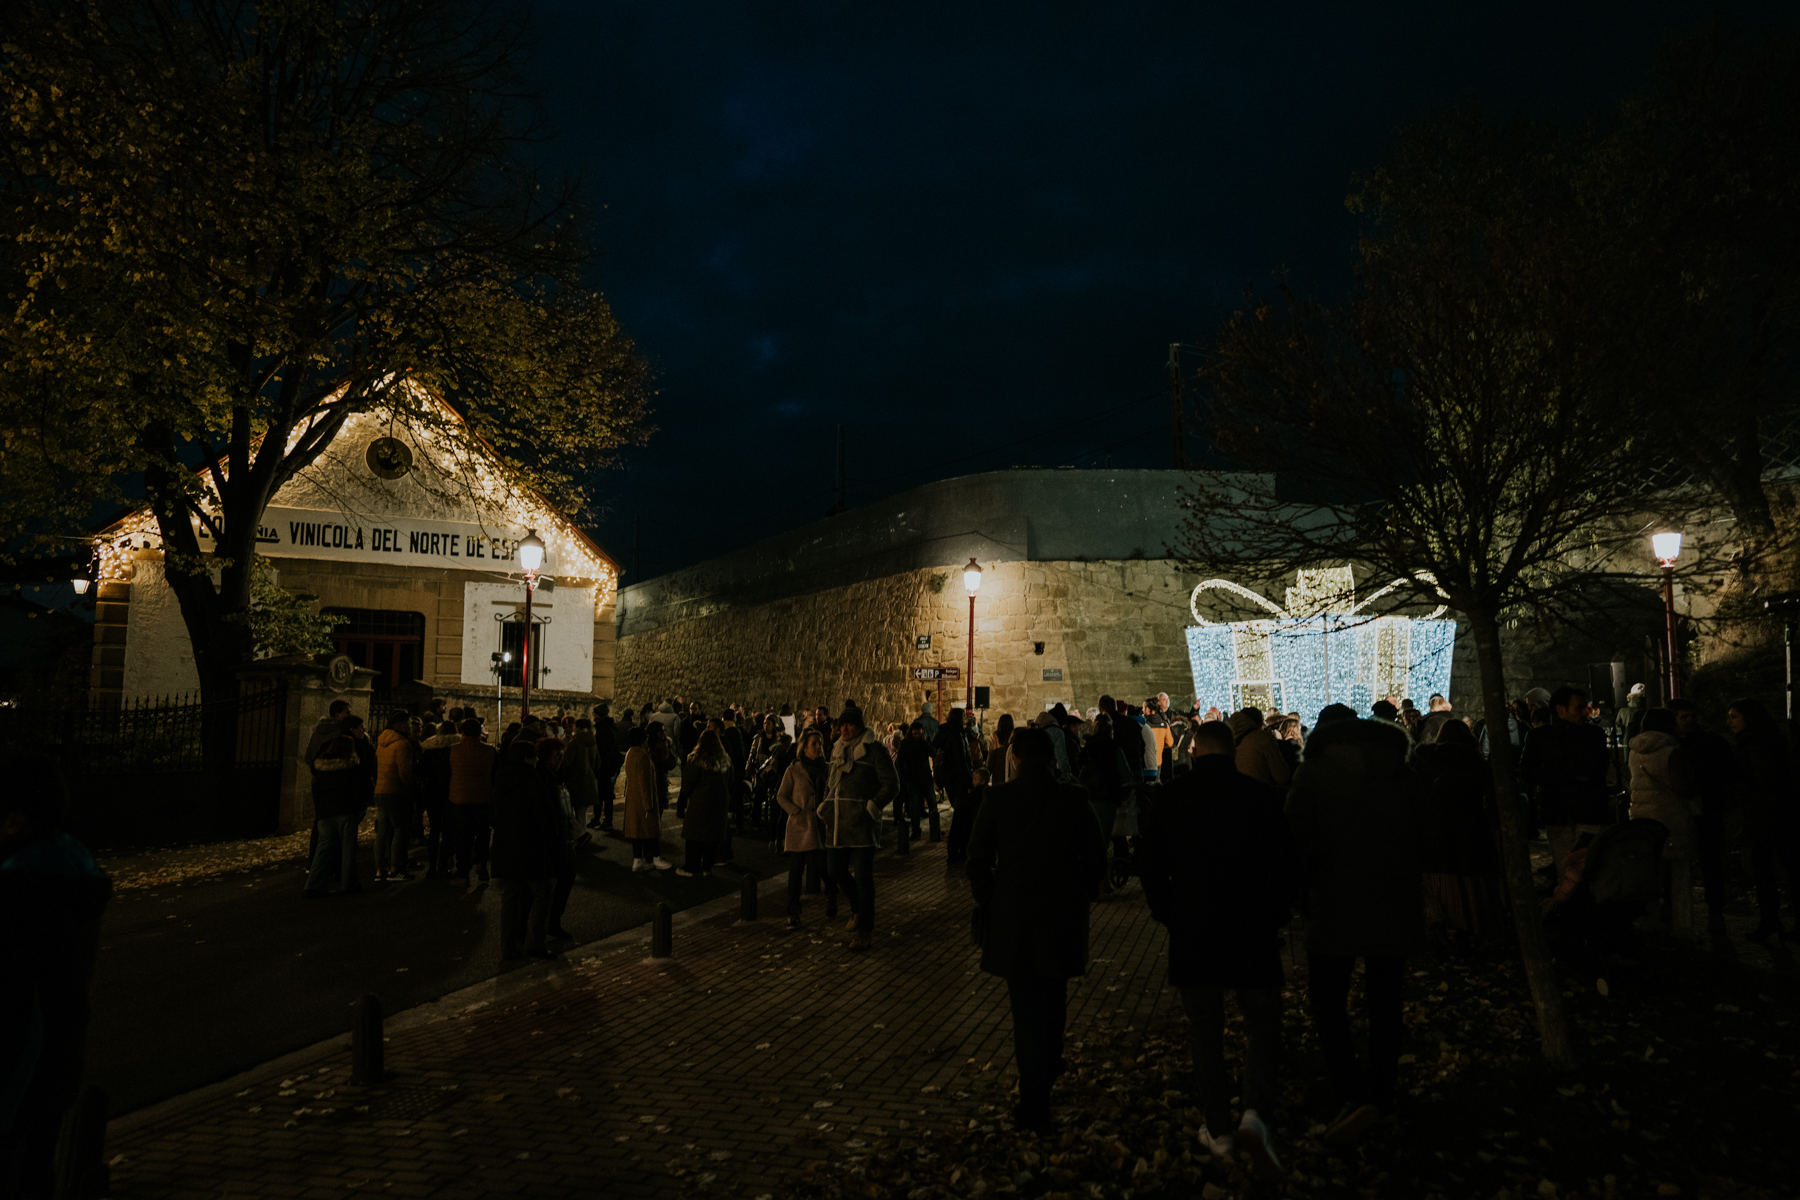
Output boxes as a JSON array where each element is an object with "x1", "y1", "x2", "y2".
[{"x1": 616, "y1": 558, "x2": 1204, "y2": 728}]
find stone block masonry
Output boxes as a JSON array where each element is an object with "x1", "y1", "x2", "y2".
[{"x1": 616, "y1": 558, "x2": 1203, "y2": 728}]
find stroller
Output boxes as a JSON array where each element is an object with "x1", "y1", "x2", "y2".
[{"x1": 1543, "y1": 818, "x2": 1668, "y2": 979}]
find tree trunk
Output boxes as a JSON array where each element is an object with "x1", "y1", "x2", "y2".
[
  {"x1": 1466, "y1": 605, "x2": 1579, "y2": 1068},
  {"x1": 153, "y1": 511, "x2": 256, "y2": 770}
]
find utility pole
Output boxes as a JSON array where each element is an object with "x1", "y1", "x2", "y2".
[
  {"x1": 835, "y1": 424, "x2": 847, "y2": 514},
  {"x1": 1168, "y1": 343, "x2": 1186, "y2": 469}
]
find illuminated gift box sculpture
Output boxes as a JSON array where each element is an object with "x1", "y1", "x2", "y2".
[{"x1": 1184, "y1": 566, "x2": 1455, "y2": 719}]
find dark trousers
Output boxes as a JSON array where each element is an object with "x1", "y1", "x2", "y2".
[
  {"x1": 1006, "y1": 975, "x2": 1069, "y2": 1119},
  {"x1": 826, "y1": 846, "x2": 876, "y2": 930},
  {"x1": 450, "y1": 803, "x2": 491, "y2": 877},
  {"x1": 1308, "y1": 952, "x2": 1405, "y2": 1109},
  {"x1": 1749, "y1": 825, "x2": 1800, "y2": 931},
  {"x1": 304, "y1": 810, "x2": 364, "y2": 892},
  {"x1": 1179, "y1": 986, "x2": 1282, "y2": 1132},
  {"x1": 499, "y1": 877, "x2": 552, "y2": 956},
  {"x1": 549, "y1": 845, "x2": 576, "y2": 934},
  {"x1": 423, "y1": 798, "x2": 452, "y2": 871},
  {"x1": 945, "y1": 782, "x2": 973, "y2": 860},
  {"x1": 786, "y1": 849, "x2": 839, "y2": 915},
  {"x1": 632, "y1": 837, "x2": 660, "y2": 859},
  {"x1": 599, "y1": 770, "x2": 619, "y2": 824},
  {"x1": 684, "y1": 839, "x2": 718, "y2": 873},
  {"x1": 374, "y1": 794, "x2": 413, "y2": 873}
]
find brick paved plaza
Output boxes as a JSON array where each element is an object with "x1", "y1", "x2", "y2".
[{"x1": 103, "y1": 834, "x2": 1184, "y2": 1198}]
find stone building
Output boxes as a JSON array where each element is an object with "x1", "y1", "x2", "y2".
[
  {"x1": 89, "y1": 406, "x2": 621, "y2": 713},
  {"x1": 615, "y1": 466, "x2": 1694, "y2": 729},
  {"x1": 615, "y1": 469, "x2": 1216, "y2": 727}
]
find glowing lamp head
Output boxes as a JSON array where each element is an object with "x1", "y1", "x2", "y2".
[
  {"x1": 518, "y1": 529, "x2": 546, "y2": 577},
  {"x1": 70, "y1": 578, "x2": 91, "y2": 596},
  {"x1": 963, "y1": 557, "x2": 983, "y2": 596},
  {"x1": 1652, "y1": 530, "x2": 1683, "y2": 568}
]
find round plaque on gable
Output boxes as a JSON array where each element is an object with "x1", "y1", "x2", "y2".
[
  {"x1": 365, "y1": 436, "x2": 413, "y2": 480},
  {"x1": 326, "y1": 654, "x2": 356, "y2": 692}
]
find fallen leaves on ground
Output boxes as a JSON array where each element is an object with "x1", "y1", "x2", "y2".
[
  {"x1": 100, "y1": 814, "x2": 376, "y2": 891},
  {"x1": 763, "y1": 938, "x2": 1798, "y2": 1200}
]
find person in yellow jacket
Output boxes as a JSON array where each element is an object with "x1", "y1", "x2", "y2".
[{"x1": 374, "y1": 711, "x2": 418, "y2": 882}]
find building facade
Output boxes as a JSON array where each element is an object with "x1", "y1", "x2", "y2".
[{"x1": 90, "y1": 408, "x2": 620, "y2": 712}]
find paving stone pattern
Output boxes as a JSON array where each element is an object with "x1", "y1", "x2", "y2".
[{"x1": 105, "y1": 836, "x2": 1185, "y2": 1198}]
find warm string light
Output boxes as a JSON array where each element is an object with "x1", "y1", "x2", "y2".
[{"x1": 88, "y1": 400, "x2": 620, "y2": 612}]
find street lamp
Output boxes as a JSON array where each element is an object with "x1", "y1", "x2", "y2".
[
  {"x1": 1653, "y1": 530, "x2": 1683, "y2": 700},
  {"x1": 963, "y1": 558, "x2": 982, "y2": 710},
  {"x1": 70, "y1": 577, "x2": 90, "y2": 596},
  {"x1": 518, "y1": 529, "x2": 546, "y2": 718}
]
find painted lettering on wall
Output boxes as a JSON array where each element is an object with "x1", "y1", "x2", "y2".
[{"x1": 193, "y1": 507, "x2": 558, "y2": 572}]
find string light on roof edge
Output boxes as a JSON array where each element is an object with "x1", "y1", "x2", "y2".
[{"x1": 1186, "y1": 566, "x2": 1455, "y2": 718}]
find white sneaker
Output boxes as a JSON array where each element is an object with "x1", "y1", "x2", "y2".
[
  {"x1": 1197, "y1": 1125, "x2": 1235, "y2": 1158},
  {"x1": 631, "y1": 858, "x2": 649, "y2": 873},
  {"x1": 1236, "y1": 1110, "x2": 1283, "y2": 1179},
  {"x1": 675, "y1": 868, "x2": 696, "y2": 877},
  {"x1": 652, "y1": 857, "x2": 673, "y2": 871}
]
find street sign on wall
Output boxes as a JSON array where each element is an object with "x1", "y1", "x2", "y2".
[
  {"x1": 911, "y1": 666, "x2": 961, "y2": 681},
  {"x1": 1042, "y1": 668, "x2": 1064, "y2": 682},
  {"x1": 916, "y1": 635, "x2": 931, "y2": 650}
]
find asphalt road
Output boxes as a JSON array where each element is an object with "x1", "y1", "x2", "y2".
[{"x1": 89, "y1": 829, "x2": 787, "y2": 1116}]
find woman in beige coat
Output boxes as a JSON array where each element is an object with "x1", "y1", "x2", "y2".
[
  {"x1": 776, "y1": 730, "x2": 837, "y2": 928},
  {"x1": 621, "y1": 729, "x2": 671, "y2": 872}
]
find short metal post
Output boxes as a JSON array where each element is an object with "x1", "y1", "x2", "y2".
[
  {"x1": 53, "y1": 1083, "x2": 109, "y2": 1200},
  {"x1": 651, "y1": 902, "x2": 673, "y2": 958},
  {"x1": 739, "y1": 871, "x2": 759, "y2": 921},
  {"x1": 350, "y1": 993, "x2": 385, "y2": 1085}
]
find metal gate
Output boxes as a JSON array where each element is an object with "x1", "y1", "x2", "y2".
[{"x1": 3, "y1": 684, "x2": 288, "y2": 848}]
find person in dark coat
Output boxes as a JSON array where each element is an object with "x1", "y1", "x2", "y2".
[
  {"x1": 0, "y1": 761, "x2": 112, "y2": 1198},
  {"x1": 677, "y1": 730, "x2": 734, "y2": 877},
  {"x1": 1520, "y1": 686, "x2": 1614, "y2": 864},
  {"x1": 304, "y1": 735, "x2": 369, "y2": 896},
  {"x1": 935, "y1": 708, "x2": 976, "y2": 862},
  {"x1": 538, "y1": 738, "x2": 580, "y2": 943},
  {"x1": 1138, "y1": 720, "x2": 1292, "y2": 1175},
  {"x1": 1729, "y1": 698, "x2": 1800, "y2": 943},
  {"x1": 1285, "y1": 716, "x2": 1427, "y2": 1147},
  {"x1": 1667, "y1": 699, "x2": 1736, "y2": 935},
  {"x1": 1076, "y1": 714, "x2": 1132, "y2": 877},
  {"x1": 966, "y1": 726, "x2": 1107, "y2": 1134},
  {"x1": 491, "y1": 738, "x2": 559, "y2": 959},
  {"x1": 894, "y1": 722, "x2": 937, "y2": 843},
  {"x1": 418, "y1": 721, "x2": 457, "y2": 878},
  {"x1": 592, "y1": 703, "x2": 626, "y2": 830},
  {"x1": 1411, "y1": 720, "x2": 1500, "y2": 941}
]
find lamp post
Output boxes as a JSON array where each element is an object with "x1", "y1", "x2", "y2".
[
  {"x1": 517, "y1": 530, "x2": 546, "y2": 718},
  {"x1": 1652, "y1": 530, "x2": 1683, "y2": 700},
  {"x1": 963, "y1": 558, "x2": 982, "y2": 711}
]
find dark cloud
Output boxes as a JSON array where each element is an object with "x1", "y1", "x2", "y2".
[{"x1": 526, "y1": 0, "x2": 1795, "y2": 580}]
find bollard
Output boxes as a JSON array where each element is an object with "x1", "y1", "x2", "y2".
[
  {"x1": 53, "y1": 1083, "x2": 110, "y2": 1200},
  {"x1": 739, "y1": 871, "x2": 759, "y2": 921},
  {"x1": 350, "y1": 993, "x2": 385, "y2": 1086},
  {"x1": 651, "y1": 902, "x2": 673, "y2": 958}
]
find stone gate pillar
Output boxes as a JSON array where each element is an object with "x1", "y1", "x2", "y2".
[{"x1": 239, "y1": 655, "x2": 379, "y2": 834}]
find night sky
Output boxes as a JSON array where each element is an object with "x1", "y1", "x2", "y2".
[{"x1": 530, "y1": 1, "x2": 1792, "y2": 582}]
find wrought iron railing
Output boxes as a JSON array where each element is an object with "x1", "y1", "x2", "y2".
[{"x1": 0, "y1": 685, "x2": 287, "y2": 773}]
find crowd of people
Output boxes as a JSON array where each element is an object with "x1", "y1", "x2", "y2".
[
  {"x1": 957, "y1": 683, "x2": 1798, "y2": 1161},
  {"x1": 288, "y1": 683, "x2": 1799, "y2": 1161}
]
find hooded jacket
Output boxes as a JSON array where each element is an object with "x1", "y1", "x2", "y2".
[
  {"x1": 375, "y1": 727, "x2": 416, "y2": 797},
  {"x1": 1230, "y1": 712, "x2": 1293, "y2": 790},
  {"x1": 1284, "y1": 717, "x2": 1427, "y2": 957},
  {"x1": 818, "y1": 730, "x2": 898, "y2": 848},
  {"x1": 1629, "y1": 730, "x2": 1696, "y2": 857}
]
